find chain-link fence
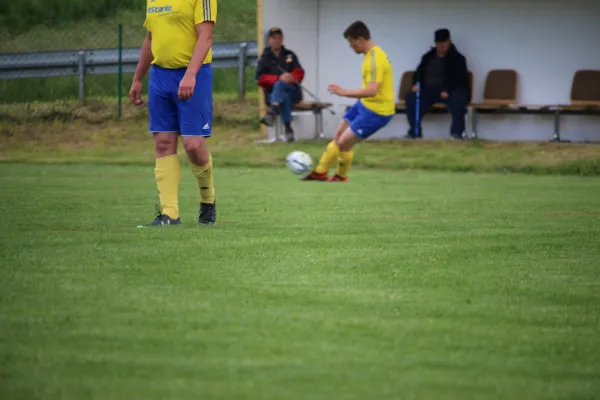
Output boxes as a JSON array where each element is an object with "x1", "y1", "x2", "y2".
[
  {"x1": 0, "y1": 1, "x2": 259, "y2": 119},
  {"x1": 0, "y1": 11, "x2": 142, "y2": 106}
]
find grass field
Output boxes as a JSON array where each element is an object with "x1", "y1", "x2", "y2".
[
  {"x1": 1, "y1": 0, "x2": 256, "y2": 47},
  {"x1": 1, "y1": 162, "x2": 600, "y2": 399},
  {"x1": 0, "y1": 69, "x2": 259, "y2": 105},
  {"x1": 2, "y1": 97, "x2": 600, "y2": 176},
  {"x1": 0, "y1": 0, "x2": 139, "y2": 33},
  {"x1": 2, "y1": 94, "x2": 600, "y2": 398},
  {"x1": 4, "y1": 3, "x2": 600, "y2": 397}
]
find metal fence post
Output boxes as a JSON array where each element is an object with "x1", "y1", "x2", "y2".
[
  {"x1": 77, "y1": 50, "x2": 85, "y2": 102},
  {"x1": 117, "y1": 24, "x2": 123, "y2": 118},
  {"x1": 237, "y1": 42, "x2": 248, "y2": 100}
]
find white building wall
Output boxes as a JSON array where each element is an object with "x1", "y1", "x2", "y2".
[
  {"x1": 262, "y1": 0, "x2": 600, "y2": 142},
  {"x1": 262, "y1": 0, "x2": 322, "y2": 141}
]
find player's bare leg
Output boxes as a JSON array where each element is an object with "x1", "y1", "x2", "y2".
[
  {"x1": 183, "y1": 136, "x2": 216, "y2": 225},
  {"x1": 138, "y1": 132, "x2": 182, "y2": 227},
  {"x1": 301, "y1": 120, "x2": 349, "y2": 181},
  {"x1": 183, "y1": 136, "x2": 210, "y2": 166},
  {"x1": 332, "y1": 119, "x2": 349, "y2": 143}
]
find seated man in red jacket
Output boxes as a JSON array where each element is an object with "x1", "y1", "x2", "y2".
[{"x1": 255, "y1": 27, "x2": 305, "y2": 141}]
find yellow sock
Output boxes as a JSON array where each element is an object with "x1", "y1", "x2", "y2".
[
  {"x1": 336, "y1": 150, "x2": 354, "y2": 178},
  {"x1": 155, "y1": 154, "x2": 181, "y2": 219},
  {"x1": 315, "y1": 141, "x2": 341, "y2": 174},
  {"x1": 190, "y1": 153, "x2": 215, "y2": 204}
]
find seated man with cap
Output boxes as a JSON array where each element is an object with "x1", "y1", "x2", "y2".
[
  {"x1": 404, "y1": 28, "x2": 470, "y2": 140},
  {"x1": 255, "y1": 27, "x2": 305, "y2": 141}
]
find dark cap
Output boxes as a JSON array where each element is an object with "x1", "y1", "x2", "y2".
[
  {"x1": 434, "y1": 28, "x2": 450, "y2": 42},
  {"x1": 268, "y1": 27, "x2": 283, "y2": 37}
]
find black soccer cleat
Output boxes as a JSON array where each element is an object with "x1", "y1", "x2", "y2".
[
  {"x1": 284, "y1": 125, "x2": 295, "y2": 142},
  {"x1": 260, "y1": 112, "x2": 275, "y2": 127},
  {"x1": 137, "y1": 205, "x2": 181, "y2": 228},
  {"x1": 199, "y1": 201, "x2": 216, "y2": 225},
  {"x1": 404, "y1": 127, "x2": 424, "y2": 139}
]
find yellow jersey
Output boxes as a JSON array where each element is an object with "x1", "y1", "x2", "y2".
[
  {"x1": 360, "y1": 45, "x2": 395, "y2": 116},
  {"x1": 143, "y1": 0, "x2": 218, "y2": 69}
]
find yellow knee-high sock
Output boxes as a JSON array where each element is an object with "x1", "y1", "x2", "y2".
[
  {"x1": 335, "y1": 150, "x2": 354, "y2": 178},
  {"x1": 155, "y1": 154, "x2": 181, "y2": 219},
  {"x1": 315, "y1": 141, "x2": 341, "y2": 174},
  {"x1": 190, "y1": 153, "x2": 215, "y2": 204}
]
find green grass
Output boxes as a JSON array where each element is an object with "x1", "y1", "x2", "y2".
[
  {"x1": 0, "y1": 69, "x2": 258, "y2": 104},
  {"x1": 0, "y1": 0, "x2": 257, "y2": 103},
  {"x1": 2, "y1": 97, "x2": 600, "y2": 176},
  {"x1": 0, "y1": 0, "x2": 255, "y2": 43},
  {"x1": 0, "y1": 0, "x2": 140, "y2": 33},
  {"x1": 1, "y1": 163, "x2": 599, "y2": 399}
]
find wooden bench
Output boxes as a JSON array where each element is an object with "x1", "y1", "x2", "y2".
[
  {"x1": 471, "y1": 69, "x2": 559, "y2": 140},
  {"x1": 257, "y1": 94, "x2": 332, "y2": 143},
  {"x1": 396, "y1": 70, "x2": 475, "y2": 138},
  {"x1": 255, "y1": 83, "x2": 333, "y2": 143},
  {"x1": 471, "y1": 69, "x2": 600, "y2": 142},
  {"x1": 271, "y1": 101, "x2": 333, "y2": 142},
  {"x1": 553, "y1": 70, "x2": 600, "y2": 141}
]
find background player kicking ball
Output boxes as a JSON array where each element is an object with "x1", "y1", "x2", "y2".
[{"x1": 302, "y1": 21, "x2": 395, "y2": 182}]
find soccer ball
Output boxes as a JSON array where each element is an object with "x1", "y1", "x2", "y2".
[{"x1": 286, "y1": 151, "x2": 313, "y2": 174}]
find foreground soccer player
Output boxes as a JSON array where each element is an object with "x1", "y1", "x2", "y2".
[
  {"x1": 130, "y1": 0, "x2": 218, "y2": 226},
  {"x1": 302, "y1": 21, "x2": 395, "y2": 182}
]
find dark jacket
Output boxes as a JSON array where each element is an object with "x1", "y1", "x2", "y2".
[
  {"x1": 413, "y1": 43, "x2": 470, "y2": 101},
  {"x1": 255, "y1": 45, "x2": 305, "y2": 96}
]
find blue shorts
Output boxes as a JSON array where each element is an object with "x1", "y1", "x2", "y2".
[
  {"x1": 343, "y1": 101, "x2": 393, "y2": 139},
  {"x1": 148, "y1": 64, "x2": 213, "y2": 137}
]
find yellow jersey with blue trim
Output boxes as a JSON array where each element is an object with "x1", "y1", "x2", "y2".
[
  {"x1": 143, "y1": 0, "x2": 217, "y2": 69},
  {"x1": 360, "y1": 45, "x2": 395, "y2": 116}
]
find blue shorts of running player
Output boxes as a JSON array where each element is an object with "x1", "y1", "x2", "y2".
[
  {"x1": 148, "y1": 64, "x2": 213, "y2": 137},
  {"x1": 343, "y1": 100, "x2": 394, "y2": 139}
]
